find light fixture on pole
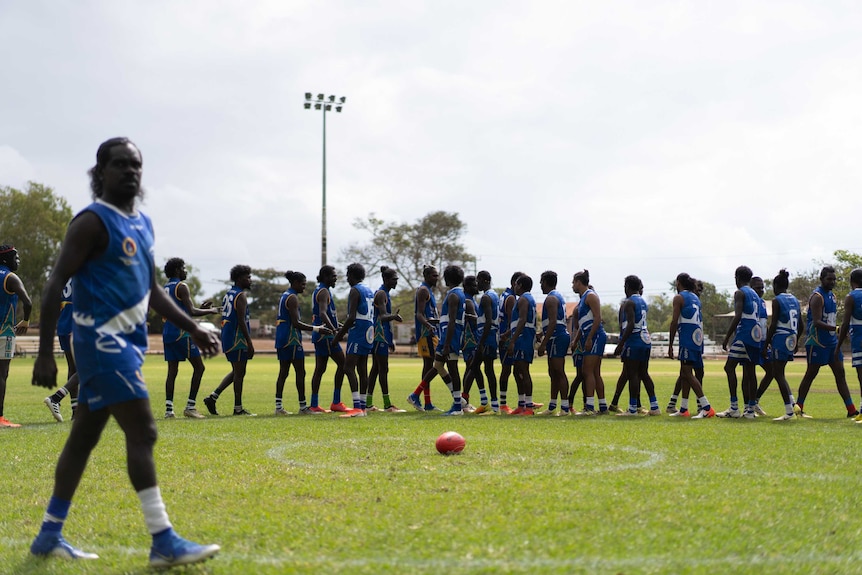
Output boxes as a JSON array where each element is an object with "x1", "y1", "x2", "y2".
[{"x1": 304, "y1": 91, "x2": 347, "y2": 267}]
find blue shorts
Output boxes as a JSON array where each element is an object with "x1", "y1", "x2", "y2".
[
  {"x1": 547, "y1": 334, "x2": 571, "y2": 358},
  {"x1": 346, "y1": 341, "x2": 372, "y2": 356},
  {"x1": 771, "y1": 333, "x2": 797, "y2": 362},
  {"x1": 580, "y1": 331, "x2": 607, "y2": 356},
  {"x1": 807, "y1": 345, "x2": 842, "y2": 366},
  {"x1": 58, "y1": 334, "x2": 72, "y2": 353},
  {"x1": 225, "y1": 348, "x2": 249, "y2": 363},
  {"x1": 622, "y1": 344, "x2": 650, "y2": 362},
  {"x1": 79, "y1": 369, "x2": 149, "y2": 411},
  {"x1": 277, "y1": 345, "x2": 304, "y2": 361},
  {"x1": 679, "y1": 347, "x2": 704, "y2": 369},
  {"x1": 480, "y1": 343, "x2": 498, "y2": 360},
  {"x1": 571, "y1": 353, "x2": 583, "y2": 368},
  {"x1": 164, "y1": 338, "x2": 201, "y2": 362},
  {"x1": 314, "y1": 339, "x2": 343, "y2": 357},
  {"x1": 463, "y1": 347, "x2": 477, "y2": 364},
  {"x1": 372, "y1": 341, "x2": 390, "y2": 356},
  {"x1": 727, "y1": 338, "x2": 760, "y2": 363},
  {"x1": 501, "y1": 346, "x2": 515, "y2": 366},
  {"x1": 512, "y1": 348, "x2": 534, "y2": 363},
  {"x1": 852, "y1": 336, "x2": 862, "y2": 368},
  {"x1": 758, "y1": 345, "x2": 772, "y2": 367}
]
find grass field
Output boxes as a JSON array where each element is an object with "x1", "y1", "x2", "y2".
[{"x1": 2, "y1": 355, "x2": 862, "y2": 574}]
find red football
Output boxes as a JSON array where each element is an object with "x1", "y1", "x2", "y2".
[{"x1": 436, "y1": 431, "x2": 466, "y2": 455}]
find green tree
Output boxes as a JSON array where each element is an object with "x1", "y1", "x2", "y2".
[
  {"x1": 698, "y1": 281, "x2": 732, "y2": 342},
  {"x1": 341, "y1": 211, "x2": 476, "y2": 303},
  {"x1": 646, "y1": 293, "x2": 674, "y2": 333},
  {"x1": 0, "y1": 182, "x2": 73, "y2": 323},
  {"x1": 600, "y1": 303, "x2": 620, "y2": 335}
]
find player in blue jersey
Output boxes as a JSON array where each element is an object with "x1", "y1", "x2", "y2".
[
  {"x1": 837, "y1": 268, "x2": 862, "y2": 423},
  {"x1": 748, "y1": 276, "x2": 773, "y2": 416},
  {"x1": 719, "y1": 266, "x2": 763, "y2": 419},
  {"x1": 424, "y1": 265, "x2": 467, "y2": 416},
  {"x1": 274, "y1": 270, "x2": 332, "y2": 416},
  {"x1": 161, "y1": 257, "x2": 221, "y2": 419},
  {"x1": 460, "y1": 274, "x2": 489, "y2": 413},
  {"x1": 796, "y1": 266, "x2": 858, "y2": 418},
  {"x1": 203, "y1": 265, "x2": 256, "y2": 416},
  {"x1": 367, "y1": 266, "x2": 405, "y2": 412},
  {"x1": 473, "y1": 270, "x2": 500, "y2": 414},
  {"x1": 43, "y1": 279, "x2": 80, "y2": 422},
  {"x1": 507, "y1": 274, "x2": 538, "y2": 415},
  {"x1": 667, "y1": 273, "x2": 715, "y2": 418},
  {"x1": 408, "y1": 265, "x2": 441, "y2": 411},
  {"x1": 308, "y1": 265, "x2": 348, "y2": 413},
  {"x1": 0, "y1": 245, "x2": 32, "y2": 428},
  {"x1": 571, "y1": 270, "x2": 607, "y2": 415},
  {"x1": 537, "y1": 271, "x2": 570, "y2": 415},
  {"x1": 759, "y1": 270, "x2": 803, "y2": 421},
  {"x1": 334, "y1": 263, "x2": 376, "y2": 417},
  {"x1": 497, "y1": 271, "x2": 524, "y2": 414},
  {"x1": 30, "y1": 138, "x2": 220, "y2": 566},
  {"x1": 614, "y1": 275, "x2": 659, "y2": 416}
]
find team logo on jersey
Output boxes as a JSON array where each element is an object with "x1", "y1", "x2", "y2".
[
  {"x1": 122, "y1": 237, "x2": 137, "y2": 257},
  {"x1": 751, "y1": 324, "x2": 764, "y2": 343},
  {"x1": 640, "y1": 331, "x2": 652, "y2": 344},
  {"x1": 365, "y1": 325, "x2": 375, "y2": 344},
  {"x1": 785, "y1": 334, "x2": 797, "y2": 352},
  {"x1": 692, "y1": 328, "x2": 704, "y2": 347}
]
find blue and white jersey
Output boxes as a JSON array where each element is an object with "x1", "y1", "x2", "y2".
[
  {"x1": 677, "y1": 291, "x2": 703, "y2": 352},
  {"x1": 0, "y1": 265, "x2": 19, "y2": 338},
  {"x1": 757, "y1": 296, "x2": 768, "y2": 343},
  {"x1": 162, "y1": 278, "x2": 190, "y2": 344},
  {"x1": 439, "y1": 286, "x2": 466, "y2": 352},
  {"x1": 373, "y1": 285, "x2": 394, "y2": 346},
  {"x1": 275, "y1": 288, "x2": 302, "y2": 349},
  {"x1": 476, "y1": 290, "x2": 500, "y2": 344},
  {"x1": 735, "y1": 285, "x2": 763, "y2": 346},
  {"x1": 71, "y1": 201, "x2": 154, "y2": 381},
  {"x1": 849, "y1": 289, "x2": 862, "y2": 345},
  {"x1": 414, "y1": 282, "x2": 438, "y2": 339},
  {"x1": 541, "y1": 290, "x2": 569, "y2": 337},
  {"x1": 499, "y1": 287, "x2": 517, "y2": 337},
  {"x1": 772, "y1": 292, "x2": 801, "y2": 354},
  {"x1": 576, "y1": 289, "x2": 605, "y2": 336},
  {"x1": 347, "y1": 282, "x2": 375, "y2": 347},
  {"x1": 806, "y1": 286, "x2": 838, "y2": 348},
  {"x1": 311, "y1": 282, "x2": 337, "y2": 344},
  {"x1": 512, "y1": 292, "x2": 537, "y2": 350},
  {"x1": 622, "y1": 294, "x2": 651, "y2": 349},
  {"x1": 221, "y1": 285, "x2": 249, "y2": 353},
  {"x1": 57, "y1": 279, "x2": 74, "y2": 337}
]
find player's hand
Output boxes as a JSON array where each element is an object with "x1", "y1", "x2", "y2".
[
  {"x1": 191, "y1": 326, "x2": 220, "y2": 357},
  {"x1": 247, "y1": 344, "x2": 255, "y2": 359},
  {"x1": 201, "y1": 300, "x2": 213, "y2": 309},
  {"x1": 585, "y1": 337, "x2": 593, "y2": 351},
  {"x1": 428, "y1": 318, "x2": 440, "y2": 326},
  {"x1": 613, "y1": 344, "x2": 622, "y2": 356},
  {"x1": 32, "y1": 355, "x2": 58, "y2": 389},
  {"x1": 537, "y1": 342, "x2": 546, "y2": 357},
  {"x1": 667, "y1": 345, "x2": 674, "y2": 360},
  {"x1": 393, "y1": 308, "x2": 403, "y2": 322},
  {"x1": 389, "y1": 343, "x2": 396, "y2": 353},
  {"x1": 14, "y1": 320, "x2": 29, "y2": 335}
]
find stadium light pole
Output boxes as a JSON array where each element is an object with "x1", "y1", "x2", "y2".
[{"x1": 304, "y1": 92, "x2": 347, "y2": 267}]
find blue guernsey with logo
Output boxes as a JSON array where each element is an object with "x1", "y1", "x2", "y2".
[
  {"x1": 541, "y1": 290, "x2": 569, "y2": 337},
  {"x1": 0, "y1": 265, "x2": 19, "y2": 338},
  {"x1": 806, "y1": 286, "x2": 838, "y2": 348},
  {"x1": 347, "y1": 283, "x2": 375, "y2": 347},
  {"x1": 221, "y1": 285, "x2": 249, "y2": 353},
  {"x1": 162, "y1": 278, "x2": 190, "y2": 344},
  {"x1": 373, "y1": 285, "x2": 393, "y2": 345},
  {"x1": 438, "y1": 286, "x2": 466, "y2": 352},
  {"x1": 678, "y1": 291, "x2": 703, "y2": 352},
  {"x1": 576, "y1": 289, "x2": 605, "y2": 337},
  {"x1": 71, "y1": 201, "x2": 154, "y2": 382},
  {"x1": 735, "y1": 286, "x2": 762, "y2": 347},
  {"x1": 512, "y1": 292, "x2": 537, "y2": 351},
  {"x1": 414, "y1": 282, "x2": 438, "y2": 339},
  {"x1": 623, "y1": 294, "x2": 651, "y2": 349},
  {"x1": 275, "y1": 288, "x2": 302, "y2": 348},
  {"x1": 57, "y1": 279, "x2": 74, "y2": 337},
  {"x1": 772, "y1": 293, "x2": 801, "y2": 353},
  {"x1": 311, "y1": 283, "x2": 337, "y2": 344},
  {"x1": 477, "y1": 289, "x2": 499, "y2": 344}
]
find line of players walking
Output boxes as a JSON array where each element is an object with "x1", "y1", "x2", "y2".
[{"x1": 38, "y1": 258, "x2": 862, "y2": 423}]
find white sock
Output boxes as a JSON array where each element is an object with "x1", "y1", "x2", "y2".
[{"x1": 137, "y1": 486, "x2": 172, "y2": 535}]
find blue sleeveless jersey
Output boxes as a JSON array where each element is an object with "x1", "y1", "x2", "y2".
[
  {"x1": 57, "y1": 279, "x2": 74, "y2": 337},
  {"x1": 373, "y1": 285, "x2": 393, "y2": 345},
  {"x1": 414, "y1": 282, "x2": 438, "y2": 339},
  {"x1": 735, "y1": 285, "x2": 762, "y2": 347},
  {"x1": 0, "y1": 266, "x2": 19, "y2": 338},
  {"x1": 512, "y1": 292, "x2": 537, "y2": 351},
  {"x1": 541, "y1": 290, "x2": 569, "y2": 337},
  {"x1": 806, "y1": 286, "x2": 838, "y2": 348},
  {"x1": 477, "y1": 289, "x2": 499, "y2": 343},
  {"x1": 347, "y1": 283, "x2": 375, "y2": 347},
  {"x1": 849, "y1": 289, "x2": 862, "y2": 345},
  {"x1": 678, "y1": 291, "x2": 703, "y2": 352},
  {"x1": 221, "y1": 285, "x2": 249, "y2": 353},
  {"x1": 499, "y1": 287, "x2": 516, "y2": 336},
  {"x1": 438, "y1": 286, "x2": 466, "y2": 352},
  {"x1": 311, "y1": 283, "x2": 337, "y2": 344},
  {"x1": 275, "y1": 288, "x2": 302, "y2": 348},
  {"x1": 772, "y1": 293, "x2": 801, "y2": 354},
  {"x1": 622, "y1": 294, "x2": 651, "y2": 349},
  {"x1": 162, "y1": 278, "x2": 189, "y2": 343},
  {"x1": 71, "y1": 201, "x2": 154, "y2": 381},
  {"x1": 576, "y1": 289, "x2": 605, "y2": 337}
]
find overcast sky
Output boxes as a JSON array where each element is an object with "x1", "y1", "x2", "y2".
[{"x1": 2, "y1": 1, "x2": 861, "y2": 306}]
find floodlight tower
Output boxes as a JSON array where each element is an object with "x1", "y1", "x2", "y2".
[{"x1": 304, "y1": 92, "x2": 347, "y2": 267}]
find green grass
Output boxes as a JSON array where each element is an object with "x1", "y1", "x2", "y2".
[{"x1": 2, "y1": 356, "x2": 862, "y2": 574}]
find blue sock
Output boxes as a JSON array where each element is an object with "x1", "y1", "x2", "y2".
[
  {"x1": 41, "y1": 497, "x2": 71, "y2": 533},
  {"x1": 333, "y1": 389, "x2": 341, "y2": 404},
  {"x1": 311, "y1": 393, "x2": 319, "y2": 408}
]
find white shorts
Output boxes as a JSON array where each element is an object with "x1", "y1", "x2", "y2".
[{"x1": 2, "y1": 336, "x2": 15, "y2": 360}]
